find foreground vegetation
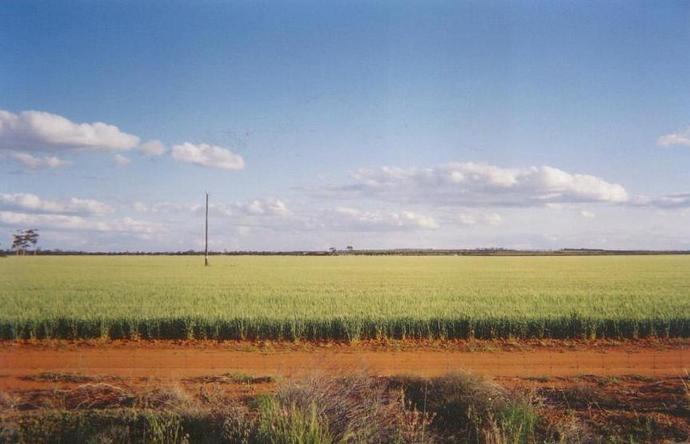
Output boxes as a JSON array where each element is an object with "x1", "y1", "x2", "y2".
[
  {"x1": 2, "y1": 372, "x2": 688, "y2": 443},
  {"x1": 1, "y1": 256, "x2": 689, "y2": 340}
]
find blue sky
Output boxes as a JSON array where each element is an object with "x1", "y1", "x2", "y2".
[{"x1": 1, "y1": 1, "x2": 689, "y2": 251}]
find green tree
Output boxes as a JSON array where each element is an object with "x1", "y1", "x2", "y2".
[{"x1": 12, "y1": 228, "x2": 39, "y2": 255}]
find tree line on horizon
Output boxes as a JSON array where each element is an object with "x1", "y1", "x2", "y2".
[
  {"x1": 2, "y1": 244, "x2": 689, "y2": 257},
  {"x1": 3, "y1": 227, "x2": 689, "y2": 257}
]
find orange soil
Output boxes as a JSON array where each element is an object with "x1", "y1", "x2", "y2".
[{"x1": 1, "y1": 340, "x2": 687, "y2": 391}]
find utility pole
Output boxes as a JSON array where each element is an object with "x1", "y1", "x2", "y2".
[{"x1": 204, "y1": 192, "x2": 209, "y2": 266}]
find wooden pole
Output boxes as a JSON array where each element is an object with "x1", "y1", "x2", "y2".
[{"x1": 204, "y1": 192, "x2": 209, "y2": 266}]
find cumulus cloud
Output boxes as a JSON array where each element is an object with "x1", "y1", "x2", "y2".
[
  {"x1": 0, "y1": 211, "x2": 161, "y2": 234},
  {"x1": 152, "y1": 202, "x2": 199, "y2": 214},
  {"x1": 632, "y1": 193, "x2": 690, "y2": 209},
  {"x1": 0, "y1": 109, "x2": 245, "y2": 173},
  {"x1": 171, "y1": 142, "x2": 245, "y2": 170},
  {"x1": 650, "y1": 193, "x2": 690, "y2": 208},
  {"x1": 457, "y1": 212, "x2": 502, "y2": 226},
  {"x1": 0, "y1": 211, "x2": 86, "y2": 230},
  {"x1": 0, "y1": 193, "x2": 113, "y2": 215},
  {"x1": 104, "y1": 217, "x2": 162, "y2": 234},
  {"x1": 132, "y1": 202, "x2": 148, "y2": 212},
  {"x1": 138, "y1": 139, "x2": 166, "y2": 156},
  {"x1": 484, "y1": 213, "x2": 503, "y2": 225},
  {"x1": 0, "y1": 109, "x2": 139, "y2": 151},
  {"x1": 657, "y1": 127, "x2": 690, "y2": 148},
  {"x1": 333, "y1": 162, "x2": 629, "y2": 207},
  {"x1": 4, "y1": 151, "x2": 70, "y2": 169},
  {"x1": 133, "y1": 198, "x2": 290, "y2": 219},
  {"x1": 331, "y1": 207, "x2": 438, "y2": 231},
  {"x1": 237, "y1": 198, "x2": 289, "y2": 216},
  {"x1": 113, "y1": 154, "x2": 131, "y2": 167},
  {"x1": 126, "y1": 197, "x2": 437, "y2": 234}
]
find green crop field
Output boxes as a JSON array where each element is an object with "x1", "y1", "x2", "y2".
[{"x1": 1, "y1": 255, "x2": 689, "y2": 341}]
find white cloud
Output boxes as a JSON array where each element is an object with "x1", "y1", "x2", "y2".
[
  {"x1": 332, "y1": 207, "x2": 438, "y2": 231},
  {"x1": 580, "y1": 210, "x2": 596, "y2": 219},
  {"x1": 632, "y1": 193, "x2": 690, "y2": 209},
  {"x1": 113, "y1": 154, "x2": 131, "y2": 167},
  {"x1": 0, "y1": 193, "x2": 113, "y2": 215},
  {"x1": 138, "y1": 139, "x2": 167, "y2": 156},
  {"x1": 135, "y1": 202, "x2": 195, "y2": 214},
  {"x1": 3, "y1": 190, "x2": 687, "y2": 251},
  {"x1": 457, "y1": 214, "x2": 477, "y2": 225},
  {"x1": 485, "y1": 213, "x2": 503, "y2": 225},
  {"x1": 0, "y1": 211, "x2": 161, "y2": 234},
  {"x1": 238, "y1": 198, "x2": 289, "y2": 216},
  {"x1": 171, "y1": 142, "x2": 245, "y2": 170},
  {"x1": 128, "y1": 198, "x2": 290, "y2": 220},
  {"x1": 104, "y1": 217, "x2": 162, "y2": 234},
  {"x1": 337, "y1": 162, "x2": 629, "y2": 206},
  {"x1": 131, "y1": 198, "x2": 435, "y2": 234},
  {"x1": 132, "y1": 202, "x2": 148, "y2": 212},
  {"x1": 0, "y1": 109, "x2": 139, "y2": 151},
  {"x1": 0, "y1": 211, "x2": 86, "y2": 230},
  {"x1": 657, "y1": 127, "x2": 690, "y2": 148},
  {"x1": 401, "y1": 211, "x2": 438, "y2": 229},
  {"x1": 458, "y1": 212, "x2": 502, "y2": 226},
  {"x1": 4, "y1": 151, "x2": 70, "y2": 169}
]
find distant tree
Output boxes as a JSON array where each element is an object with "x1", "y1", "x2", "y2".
[
  {"x1": 12, "y1": 231, "x2": 28, "y2": 255},
  {"x1": 328, "y1": 247, "x2": 337, "y2": 255},
  {"x1": 12, "y1": 229, "x2": 39, "y2": 255},
  {"x1": 346, "y1": 245, "x2": 354, "y2": 252},
  {"x1": 25, "y1": 229, "x2": 39, "y2": 254}
]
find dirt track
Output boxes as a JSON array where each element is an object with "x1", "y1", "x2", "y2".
[{"x1": 1, "y1": 341, "x2": 688, "y2": 388}]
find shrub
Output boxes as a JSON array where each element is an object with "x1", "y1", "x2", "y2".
[
  {"x1": 257, "y1": 398, "x2": 333, "y2": 444},
  {"x1": 274, "y1": 372, "x2": 431, "y2": 443}
]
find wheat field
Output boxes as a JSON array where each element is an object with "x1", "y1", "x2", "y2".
[{"x1": 1, "y1": 255, "x2": 688, "y2": 340}]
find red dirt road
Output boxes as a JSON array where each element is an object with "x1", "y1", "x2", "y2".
[{"x1": 1, "y1": 341, "x2": 688, "y2": 388}]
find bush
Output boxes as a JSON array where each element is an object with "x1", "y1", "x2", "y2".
[
  {"x1": 257, "y1": 398, "x2": 333, "y2": 444},
  {"x1": 391, "y1": 372, "x2": 558, "y2": 444},
  {"x1": 274, "y1": 372, "x2": 431, "y2": 443},
  {"x1": 2, "y1": 373, "x2": 583, "y2": 444}
]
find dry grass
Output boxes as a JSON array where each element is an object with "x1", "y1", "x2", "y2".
[
  {"x1": 13, "y1": 383, "x2": 196, "y2": 412},
  {"x1": 62, "y1": 383, "x2": 135, "y2": 410},
  {"x1": 135, "y1": 385, "x2": 193, "y2": 410},
  {"x1": 3, "y1": 372, "x2": 689, "y2": 443},
  {"x1": 272, "y1": 371, "x2": 431, "y2": 443},
  {"x1": 20, "y1": 372, "x2": 121, "y2": 384},
  {"x1": 185, "y1": 373, "x2": 275, "y2": 385},
  {"x1": 0, "y1": 391, "x2": 18, "y2": 411}
]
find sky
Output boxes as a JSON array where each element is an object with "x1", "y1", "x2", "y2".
[{"x1": 1, "y1": 0, "x2": 690, "y2": 252}]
